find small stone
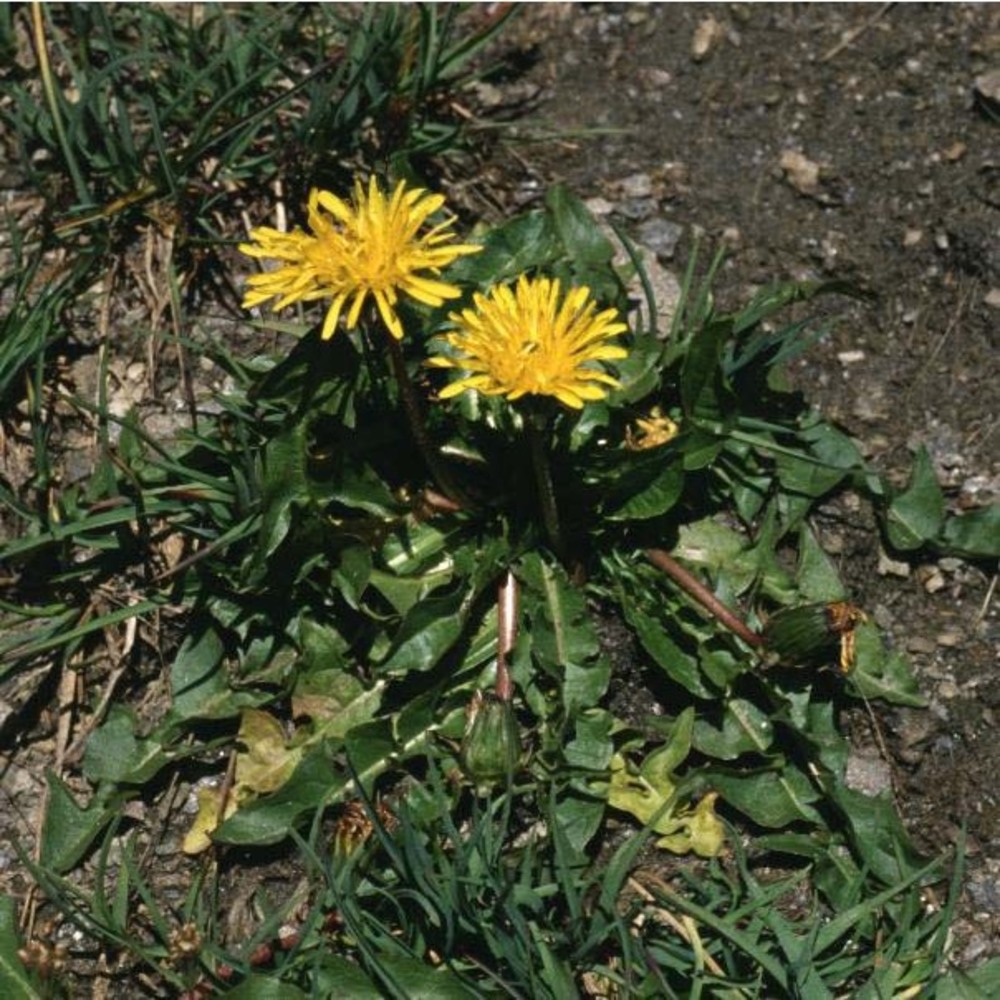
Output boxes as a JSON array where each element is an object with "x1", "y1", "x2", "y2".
[
  {"x1": 934, "y1": 232, "x2": 950, "y2": 251},
  {"x1": 974, "y1": 69, "x2": 1000, "y2": 109},
  {"x1": 906, "y1": 636, "x2": 936, "y2": 655},
  {"x1": 936, "y1": 631, "x2": 963, "y2": 647},
  {"x1": 984, "y1": 288, "x2": 1000, "y2": 309},
  {"x1": 617, "y1": 172, "x2": 654, "y2": 199},
  {"x1": 902, "y1": 228, "x2": 924, "y2": 247},
  {"x1": 637, "y1": 217, "x2": 683, "y2": 260},
  {"x1": 943, "y1": 140, "x2": 967, "y2": 162},
  {"x1": 584, "y1": 197, "x2": 615, "y2": 217},
  {"x1": 922, "y1": 569, "x2": 947, "y2": 593},
  {"x1": 937, "y1": 680, "x2": 959, "y2": 699},
  {"x1": 691, "y1": 16, "x2": 725, "y2": 62},
  {"x1": 878, "y1": 548, "x2": 911, "y2": 578},
  {"x1": 721, "y1": 225, "x2": 742, "y2": 247},
  {"x1": 780, "y1": 150, "x2": 821, "y2": 196},
  {"x1": 616, "y1": 197, "x2": 658, "y2": 221},
  {"x1": 638, "y1": 67, "x2": 672, "y2": 88},
  {"x1": 845, "y1": 750, "x2": 894, "y2": 797},
  {"x1": 837, "y1": 350, "x2": 866, "y2": 365}
]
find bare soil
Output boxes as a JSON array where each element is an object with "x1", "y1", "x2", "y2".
[{"x1": 504, "y1": 1, "x2": 1000, "y2": 964}]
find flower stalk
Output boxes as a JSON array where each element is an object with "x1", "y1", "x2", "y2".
[
  {"x1": 385, "y1": 334, "x2": 467, "y2": 507},
  {"x1": 645, "y1": 547, "x2": 764, "y2": 649},
  {"x1": 495, "y1": 569, "x2": 518, "y2": 702},
  {"x1": 527, "y1": 411, "x2": 564, "y2": 560}
]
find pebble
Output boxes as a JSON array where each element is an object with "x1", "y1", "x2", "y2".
[
  {"x1": 844, "y1": 750, "x2": 894, "y2": 797},
  {"x1": 837, "y1": 350, "x2": 866, "y2": 365},
  {"x1": 637, "y1": 217, "x2": 683, "y2": 260},
  {"x1": 617, "y1": 172, "x2": 654, "y2": 199},
  {"x1": 616, "y1": 197, "x2": 658, "y2": 221},
  {"x1": 936, "y1": 631, "x2": 963, "y2": 647},
  {"x1": 984, "y1": 288, "x2": 1000, "y2": 309},
  {"x1": 691, "y1": 16, "x2": 725, "y2": 62},
  {"x1": 902, "y1": 227, "x2": 924, "y2": 247},
  {"x1": 638, "y1": 67, "x2": 672, "y2": 89},
  {"x1": 937, "y1": 680, "x2": 959, "y2": 700},
  {"x1": 584, "y1": 197, "x2": 616, "y2": 217},
  {"x1": 780, "y1": 150, "x2": 821, "y2": 197},
  {"x1": 973, "y1": 68, "x2": 1000, "y2": 109},
  {"x1": 877, "y1": 548, "x2": 911, "y2": 578},
  {"x1": 907, "y1": 636, "x2": 936, "y2": 655}
]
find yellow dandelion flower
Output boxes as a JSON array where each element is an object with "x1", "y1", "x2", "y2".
[
  {"x1": 240, "y1": 177, "x2": 481, "y2": 340},
  {"x1": 430, "y1": 275, "x2": 629, "y2": 409}
]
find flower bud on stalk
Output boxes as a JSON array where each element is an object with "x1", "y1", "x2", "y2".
[
  {"x1": 461, "y1": 690, "x2": 520, "y2": 790},
  {"x1": 762, "y1": 601, "x2": 867, "y2": 673}
]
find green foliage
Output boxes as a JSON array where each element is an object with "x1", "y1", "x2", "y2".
[
  {"x1": 0, "y1": 897, "x2": 41, "y2": 1000},
  {"x1": 1, "y1": 4, "x2": 996, "y2": 995}
]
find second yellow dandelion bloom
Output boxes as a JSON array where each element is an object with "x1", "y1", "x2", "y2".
[
  {"x1": 430, "y1": 275, "x2": 629, "y2": 409},
  {"x1": 240, "y1": 177, "x2": 481, "y2": 340}
]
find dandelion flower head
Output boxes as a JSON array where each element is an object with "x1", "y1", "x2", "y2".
[
  {"x1": 240, "y1": 177, "x2": 481, "y2": 340},
  {"x1": 430, "y1": 275, "x2": 629, "y2": 409}
]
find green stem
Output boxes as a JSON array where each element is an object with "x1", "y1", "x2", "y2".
[
  {"x1": 526, "y1": 411, "x2": 564, "y2": 559},
  {"x1": 385, "y1": 333, "x2": 466, "y2": 507}
]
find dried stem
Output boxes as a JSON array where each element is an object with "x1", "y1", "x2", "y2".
[{"x1": 645, "y1": 547, "x2": 764, "y2": 649}]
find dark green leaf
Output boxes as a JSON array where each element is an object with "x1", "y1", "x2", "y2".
[
  {"x1": 311, "y1": 956, "x2": 381, "y2": 999},
  {"x1": 710, "y1": 766, "x2": 822, "y2": 827},
  {"x1": 604, "y1": 460, "x2": 683, "y2": 521},
  {"x1": 220, "y1": 976, "x2": 308, "y2": 999},
  {"x1": 519, "y1": 552, "x2": 601, "y2": 676},
  {"x1": 545, "y1": 185, "x2": 614, "y2": 266},
  {"x1": 170, "y1": 621, "x2": 232, "y2": 720},
  {"x1": 693, "y1": 698, "x2": 774, "y2": 760},
  {"x1": 83, "y1": 705, "x2": 171, "y2": 784},
  {"x1": 885, "y1": 447, "x2": 946, "y2": 551},
  {"x1": 257, "y1": 422, "x2": 308, "y2": 559},
  {"x1": 331, "y1": 544, "x2": 372, "y2": 608},
  {"x1": 828, "y1": 783, "x2": 926, "y2": 885},
  {"x1": 624, "y1": 603, "x2": 714, "y2": 698},
  {"x1": 214, "y1": 749, "x2": 342, "y2": 847},
  {"x1": 378, "y1": 587, "x2": 468, "y2": 676},
  {"x1": 680, "y1": 317, "x2": 733, "y2": 420},
  {"x1": 848, "y1": 623, "x2": 925, "y2": 708},
  {"x1": 0, "y1": 896, "x2": 40, "y2": 1000},
  {"x1": 40, "y1": 772, "x2": 122, "y2": 873},
  {"x1": 564, "y1": 708, "x2": 614, "y2": 771},
  {"x1": 376, "y1": 955, "x2": 478, "y2": 999},
  {"x1": 940, "y1": 504, "x2": 1000, "y2": 558},
  {"x1": 935, "y1": 957, "x2": 1000, "y2": 1000}
]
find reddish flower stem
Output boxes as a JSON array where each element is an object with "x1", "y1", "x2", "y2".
[
  {"x1": 644, "y1": 547, "x2": 764, "y2": 649},
  {"x1": 495, "y1": 569, "x2": 518, "y2": 702}
]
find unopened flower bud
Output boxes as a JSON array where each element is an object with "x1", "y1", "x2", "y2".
[
  {"x1": 461, "y1": 691, "x2": 519, "y2": 789},
  {"x1": 762, "y1": 601, "x2": 866, "y2": 673}
]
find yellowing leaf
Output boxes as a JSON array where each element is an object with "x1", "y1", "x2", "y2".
[
  {"x1": 606, "y1": 752, "x2": 724, "y2": 858},
  {"x1": 235, "y1": 708, "x2": 303, "y2": 795},
  {"x1": 182, "y1": 785, "x2": 239, "y2": 855}
]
